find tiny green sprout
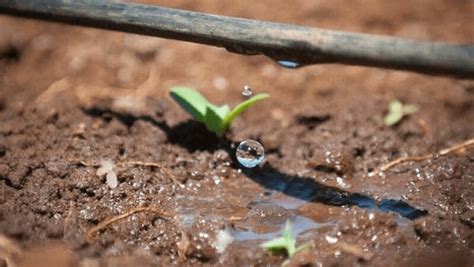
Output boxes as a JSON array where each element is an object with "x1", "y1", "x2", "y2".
[
  {"x1": 170, "y1": 86, "x2": 269, "y2": 135},
  {"x1": 261, "y1": 221, "x2": 313, "y2": 265},
  {"x1": 384, "y1": 100, "x2": 418, "y2": 126}
]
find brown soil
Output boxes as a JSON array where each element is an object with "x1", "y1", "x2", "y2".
[{"x1": 1, "y1": 1, "x2": 473, "y2": 266}]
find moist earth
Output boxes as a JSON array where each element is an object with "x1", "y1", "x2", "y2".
[{"x1": 0, "y1": 0, "x2": 473, "y2": 266}]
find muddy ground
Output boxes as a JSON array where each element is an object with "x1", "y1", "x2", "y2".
[{"x1": 0, "y1": 0, "x2": 473, "y2": 266}]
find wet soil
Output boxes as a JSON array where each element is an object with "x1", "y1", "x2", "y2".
[{"x1": 1, "y1": 1, "x2": 473, "y2": 266}]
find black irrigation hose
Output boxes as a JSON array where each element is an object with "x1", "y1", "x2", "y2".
[{"x1": 1, "y1": 0, "x2": 473, "y2": 79}]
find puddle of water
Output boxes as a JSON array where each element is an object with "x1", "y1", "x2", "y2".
[
  {"x1": 232, "y1": 215, "x2": 331, "y2": 242},
  {"x1": 244, "y1": 167, "x2": 428, "y2": 220},
  {"x1": 270, "y1": 194, "x2": 308, "y2": 210},
  {"x1": 231, "y1": 227, "x2": 278, "y2": 242}
]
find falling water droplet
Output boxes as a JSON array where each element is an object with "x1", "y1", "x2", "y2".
[
  {"x1": 236, "y1": 140, "x2": 265, "y2": 168},
  {"x1": 242, "y1": 85, "x2": 253, "y2": 97},
  {"x1": 277, "y1": 60, "x2": 300, "y2": 69}
]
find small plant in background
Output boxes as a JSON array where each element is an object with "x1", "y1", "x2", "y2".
[
  {"x1": 170, "y1": 86, "x2": 269, "y2": 135},
  {"x1": 261, "y1": 221, "x2": 313, "y2": 266},
  {"x1": 384, "y1": 100, "x2": 418, "y2": 126}
]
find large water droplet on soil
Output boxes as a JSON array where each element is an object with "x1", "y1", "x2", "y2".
[
  {"x1": 242, "y1": 85, "x2": 253, "y2": 97},
  {"x1": 236, "y1": 140, "x2": 265, "y2": 168},
  {"x1": 277, "y1": 60, "x2": 300, "y2": 69}
]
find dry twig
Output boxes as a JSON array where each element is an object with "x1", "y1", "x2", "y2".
[
  {"x1": 438, "y1": 138, "x2": 474, "y2": 155},
  {"x1": 86, "y1": 206, "x2": 173, "y2": 243},
  {"x1": 117, "y1": 161, "x2": 162, "y2": 168},
  {"x1": 371, "y1": 138, "x2": 474, "y2": 175}
]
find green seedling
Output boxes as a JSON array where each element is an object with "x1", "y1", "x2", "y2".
[
  {"x1": 261, "y1": 221, "x2": 313, "y2": 265},
  {"x1": 384, "y1": 100, "x2": 418, "y2": 126},
  {"x1": 170, "y1": 86, "x2": 269, "y2": 135}
]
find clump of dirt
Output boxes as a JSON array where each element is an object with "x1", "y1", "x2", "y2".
[{"x1": 1, "y1": 0, "x2": 473, "y2": 266}]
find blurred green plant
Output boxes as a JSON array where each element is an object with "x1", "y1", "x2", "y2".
[
  {"x1": 384, "y1": 100, "x2": 418, "y2": 126},
  {"x1": 261, "y1": 221, "x2": 313, "y2": 266},
  {"x1": 170, "y1": 86, "x2": 269, "y2": 135}
]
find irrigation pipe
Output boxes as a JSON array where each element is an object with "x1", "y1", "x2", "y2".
[{"x1": 0, "y1": 0, "x2": 473, "y2": 78}]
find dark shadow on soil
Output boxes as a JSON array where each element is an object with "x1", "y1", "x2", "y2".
[
  {"x1": 0, "y1": 45, "x2": 21, "y2": 62},
  {"x1": 83, "y1": 108, "x2": 233, "y2": 152},
  {"x1": 241, "y1": 164, "x2": 428, "y2": 220},
  {"x1": 296, "y1": 114, "x2": 331, "y2": 130},
  {"x1": 83, "y1": 108, "x2": 428, "y2": 220},
  {"x1": 165, "y1": 120, "x2": 233, "y2": 152}
]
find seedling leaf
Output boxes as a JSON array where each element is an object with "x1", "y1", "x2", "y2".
[
  {"x1": 170, "y1": 87, "x2": 269, "y2": 135},
  {"x1": 384, "y1": 100, "x2": 418, "y2": 126},
  {"x1": 204, "y1": 105, "x2": 225, "y2": 133},
  {"x1": 261, "y1": 237, "x2": 288, "y2": 254},
  {"x1": 170, "y1": 87, "x2": 210, "y2": 122},
  {"x1": 261, "y1": 221, "x2": 296, "y2": 257},
  {"x1": 222, "y1": 93, "x2": 270, "y2": 130},
  {"x1": 295, "y1": 242, "x2": 313, "y2": 254},
  {"x1": 403, "y1": 104, "x2": 418, "y2": 114},
  {"x1": 216, "y1": 104, "x2": 230, "y2": 118},
  {"x1": 261, "y1": 221, "x2": 315, "y2": 267},
  {"x1": 384, "y1": 101, "x2": 403, "y2": 126}
]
